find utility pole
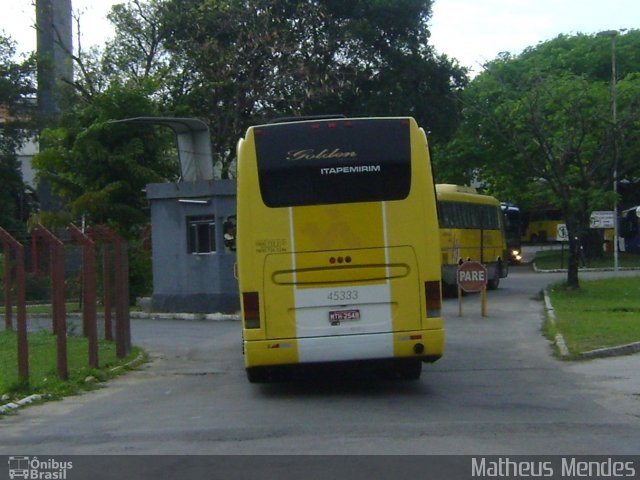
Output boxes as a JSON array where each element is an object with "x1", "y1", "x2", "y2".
[
  {"x1": 36, "y1": 0, "x2": 73, "y2": 117},
  {"x1": 599, "y1": 29, "x2": 624, "y2": 273}
]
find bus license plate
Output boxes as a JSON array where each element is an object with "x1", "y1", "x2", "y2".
[{"x1": 329, "y1": 309, "x2": 361, "y2": 322}]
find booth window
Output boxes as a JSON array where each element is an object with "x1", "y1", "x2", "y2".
[{"x1": 187, "y1": 215, "x2": 216, "y2": 254}]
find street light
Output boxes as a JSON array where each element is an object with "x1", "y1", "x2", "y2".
[{"x1": 598, "y1": 29, "x2": 625, "y2": 273}]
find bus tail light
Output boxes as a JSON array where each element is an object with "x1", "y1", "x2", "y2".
[
  {"x1": 425, "y1": 281, "x2": 441, "y2": 318},
  {"x1": 242, "y1": 292, "x2": 260, "y2": 329}
]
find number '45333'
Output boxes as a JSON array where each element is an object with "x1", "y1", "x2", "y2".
[{"x1": 327, "y1": 290, "x2": 359, "y2": 301}]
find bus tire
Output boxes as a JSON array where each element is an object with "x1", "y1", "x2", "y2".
[
  {"x1": 246, "y1": 367, "x2": 268, "y2": 383},
  {"x1": 396, "y1": 359, "x2": 422, "y2": 380},
  {"x1": 487, "y1": 262, "x2": 501, "y2": 290}
]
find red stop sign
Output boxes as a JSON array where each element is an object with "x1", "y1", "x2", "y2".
[{"x1": 456, "y1": 261, "x2": 488, "y2": 292}]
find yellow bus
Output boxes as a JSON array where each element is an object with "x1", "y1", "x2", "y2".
[
  {"x1": 236, "y1": 116, "x2": 444, "y2": 382},
  {"x1": 436, "y1": 184, "x2": 508, "y2": 293},
  {"x1": 522, "y1": 209, "x2": 563, "y2": 243}
]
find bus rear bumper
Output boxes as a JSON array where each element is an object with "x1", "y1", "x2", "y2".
[{"x1": 243, "y1": 329, "x2": 445, "y2": 368}]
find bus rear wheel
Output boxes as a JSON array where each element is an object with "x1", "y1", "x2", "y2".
[
  {"x1": 246, "y1": 367, "x2": 269, "y2": 383},
  {"x1": 395, "y1": 359, "x2": 422, "y2": 380}
]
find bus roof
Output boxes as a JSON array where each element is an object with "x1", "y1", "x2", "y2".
[
  {"x1": 435, "y1": 184, "x2": 499, "y2": 206},
  {"x1": 436, "y1": 184, "x2": 477, "y2": 194}
]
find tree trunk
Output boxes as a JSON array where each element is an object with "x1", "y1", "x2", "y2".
[
  {"x1": 566, "y1": 233, "x2": 580, "y2": 289},
  {"x1": 564, "y1": 213, "x2": 582, "y2": 290}
]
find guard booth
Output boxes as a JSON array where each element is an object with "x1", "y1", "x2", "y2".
[
  {"x1": 113, "y1": 117, "x2": 239, "y2": 313},
  {"x1": 146, "y1": 179, "x2": 238, "y2": 313}
]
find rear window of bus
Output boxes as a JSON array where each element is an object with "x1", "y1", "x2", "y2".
[{"x1": 254, "y1": 118, "x2": 411, "y2": 207}]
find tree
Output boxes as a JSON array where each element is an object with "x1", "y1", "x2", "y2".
[
  {"x1": 158, "y1": 0, "x2": 467, "y2": 170},
  {"x1": 32, "y1": 0, "x2": 467, "y2": 227},
  {"x1": 31, "y1": 0, "x2": 180, "y2": 238},
  {"x1": 27, "y1": 0, "x2": 468, "y2": 303},
  {"x1": 104, "y1": 0, "x2": 171, "y2": 84},
  {"x1": 435, "y1": 31, "x2": 640, "y2": 289},
  {"x1": 0, "y1": 33, "x2": 37, "y2": 238},
  {"x1": 316, "y1": 0, "x2": 468, "y2": 144},
  {"x1": 31, "y1": 82, "x2": 178, "y2": 237}
]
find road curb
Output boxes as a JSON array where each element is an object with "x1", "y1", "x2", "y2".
[
  {"x1": 543, "y1": 289, "x2": 570, "y2": 358},
  {"x1": 109, "y1": 351, "x2": 148, "y2": 375},
  {"x1": 130, "y1": 312, "x2": 240, "y2": 321},
  {"x1": 0, "y1": 350, "x2": 148, "y2": 416},
  {"x1": 533, "y1": 264, "x2": 640, "y2": 273},
  {"x1": 579, "y1": 342, "x2": 640, "y2": 359},
  {"x1": 0, "y1": 394, "x2": 45, "y2": 415}
]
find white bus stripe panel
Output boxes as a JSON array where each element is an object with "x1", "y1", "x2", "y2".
[
  {"x1": 290, "y1": 202, "x2": 393, "y2": 358},
  {"x1": 297, "y1": 332, "x2": 395, "y2": 363},
  {"x1": 294, "y1": 284, "x2": 391, "y2": 307},
  {"x1": 294, "y1": 284, "x2": 393, "y2": 339}
]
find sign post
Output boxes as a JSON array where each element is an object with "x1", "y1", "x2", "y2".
[
  {"x1": 456, "y1": 261, "x2": 489, "y2": 317},
  {"x1": 589, "y1": 211, "x2": 615, "y2": 229},
  {"x1": 556, "y1": 224, "x2": 569, "y2": 242},
  {"x1": 557, "y1": 224, "x2": 568, "y2": 268}
]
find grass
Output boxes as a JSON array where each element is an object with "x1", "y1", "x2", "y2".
[
  {"x1": 0, "y1": 329, "x2": 146, "y2": 407},
  {"x1": 534, "y1": 249, "x2": 640, "y2": 270},
  {"x1": 545, "y1": 276, "x2": 640, "y2": 358}
]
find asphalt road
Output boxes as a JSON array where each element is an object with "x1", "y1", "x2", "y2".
[{"x1": 1, "y1": 266, "x2": 639, "y2": 456}]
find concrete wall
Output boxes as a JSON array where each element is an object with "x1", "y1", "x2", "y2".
[{"x1": 146, "y1": 180, "x2": 238, "y2": 313}]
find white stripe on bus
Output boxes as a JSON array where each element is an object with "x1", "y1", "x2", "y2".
[{"x1": 297, "y1": 332, "x2": 395, "y2": 363}]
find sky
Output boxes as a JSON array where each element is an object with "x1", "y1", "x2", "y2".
[
  {"x1": 429, "y1": 0, "x2": 638, "y2": 74},
  {"x1": 2, "y1": 0, "x2": 638, "y2": 76},
  {"x1": 3, "y1": 0, "x2": 122, "y2": 54}
]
